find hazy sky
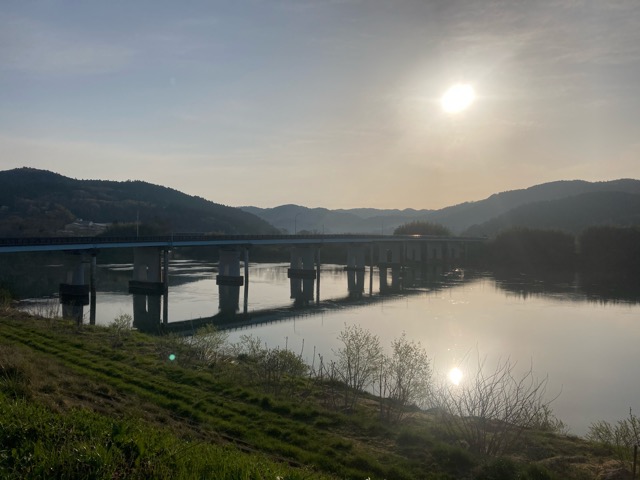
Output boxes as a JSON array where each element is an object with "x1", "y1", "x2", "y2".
[{"x1": 2, "y1": 0, "x2": 640, "y2": 209}]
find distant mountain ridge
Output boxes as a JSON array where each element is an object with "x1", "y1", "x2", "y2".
[
  {"x1": 242, "y1": 179, "x2": 640, "y2": 235},
  {"x1": 3, "y1": 168, "x2": 638, "y2": 238},
  {"x1": 0, "y1": 168, "x2": 277, "y2": 237},
  {"x1": 463, "y1": 190, "x2": 640, "y2": 236}
]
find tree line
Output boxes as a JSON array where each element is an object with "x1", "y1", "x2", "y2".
[{"x1": 395, "y1": 220, "x2": 640, "y2": 274}]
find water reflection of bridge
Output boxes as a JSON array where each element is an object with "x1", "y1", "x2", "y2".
[
  {"x1": 0, "y1": 234, "x2": 482, "y2": 326},
  {"x1": 133, "y1": 266, "x2": 465, "y2": 334}
]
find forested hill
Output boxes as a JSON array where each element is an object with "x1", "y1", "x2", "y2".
[
  {"x1": 0, "y1": 168, "x2": 278, "y2": 237},
  {"x1": 429, "y1": 179, "x2": 640, "y2": 233},
  {"x1": 462, "y1": 191, "x2": 640, "y2": 237}
]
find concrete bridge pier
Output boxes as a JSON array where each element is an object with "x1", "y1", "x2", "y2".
[
  {"x1": 426, "y1": 242, "x2": 447, "y2": 264},
  {"x1": 129, "y1": 248, "x2": 164, "y2": 292},
  {"x1": 129, "y1": 247, "x2": 168, "y2": 324},
  {"x1": 345, "y1": 245, "x2": 366, "y2": 298},
  {"x1": 377, "y1": 242, "x2": 403, "y2": 293},
  {"x1": 405, "y1": 242, "x2": 423, "y2": 264},
  {"x1": 132, "y1": 293, "x2": 162, "y2": 333},
  {"x1": 59, "y1": 254, "x2": 90, "y2": 324},
  {"x1": 243, "y1": 247, "x2": 249, "y2": 314},
  {"x1": 288, "y1": 246, "x2": 316, "y2": 306},
  {"x1": 217, "y1": 248, "x2": 244, "y2": 286},
  {"x1": 217, "y1": 248, "x2": 244, "y2": 315},
  {"x1": 447, "y1": 241, "x2": 463, "y2": 265},
  {"x1": 347, "y1": 269, "x2": 366, "y2": 298},
  {"x1": 89, "y1": 254, "x2": 97, "y2": 325}
]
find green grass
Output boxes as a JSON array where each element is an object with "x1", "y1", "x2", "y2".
[
  {"x1": 0, "y1": 314, "x2": 627, "y2": 479},
  {"x1": 1, "y1": 396, "x2": 324, "y2": 480}
]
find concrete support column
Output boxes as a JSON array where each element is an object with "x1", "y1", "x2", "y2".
[
  {"x1": 315, "y1": 247, "x2": 321, "y2": 304},
  {"x1": 129, "y1": 247, "x2": 164, "y2": 294},
  {"x1": 345, "y1": 245, "x2": 366, "y2": 297},
  {"x1": 288, "y1": 246, "x2": 316, "y2": 305},
  {"x1": 376, "y1": 243, "x2": 403, "y2": 293},
  {"x1": 427, "y1": 243, "x2": 444, "y2": 262},
  {"x1": 243, "y1": 247, "x2": 249, "y2": 314},
  {"x1": 162, "y1": 249, "x2": 169, "y2": 325},
  {"x1": 217, "y1": 248, "x2": 243, "y2": 316},
  {"x1": 132, "y1": 294, "x2": 162, "y2": 333},
  {"x1": 379, "y1": 266, "x2": 389, "y2": 293},
  {"x1": 406, "y1": 243, "x2": 422, "y2": 263},
  {"x1": 89, "y1": 254, "x2": 97, "y2": 325},
  {"x1": 345, "y1": 245, "x2": 367, "y2": 271},
  {"x1": 132, "y1": 248, "x2": 162, "y2": 282},
  {"x1": 377, "y1": 242, "x2": 403, "y2": 266},
  {"x1": 60, "y1": 255, "x2": 89, "y2": 324},
  {"x1": 369, "y1": 244, "x2": 374, "y2": 296},
  {"x1": 216, "y1": 248, "x2": 244, "y2": 286}
]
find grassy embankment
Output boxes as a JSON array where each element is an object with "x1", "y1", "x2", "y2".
[{"x1": 0, "y1": 310, "x2": 628, "y2": 480}]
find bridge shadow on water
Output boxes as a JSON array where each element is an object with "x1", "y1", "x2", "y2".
[{"x1": 134, "y1": 266, "x2": 467, "y2": 335}]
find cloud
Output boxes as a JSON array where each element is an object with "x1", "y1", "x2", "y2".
[{"x1": 0, "y1": 14, "x2": 135, "y2": 75}]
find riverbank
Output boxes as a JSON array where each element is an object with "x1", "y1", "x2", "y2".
[{"x1": 0, "y1": 311, "x2": 630, "y2": 479}]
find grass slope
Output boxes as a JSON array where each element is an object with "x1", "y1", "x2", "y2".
[{"x1": 0, "y1": 312, "x2": 627, "y2": 479}]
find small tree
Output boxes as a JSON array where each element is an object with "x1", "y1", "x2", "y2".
[
  {"x1": 377, "y1": 334, "x2": 431, "y2": 423},
  {"x1": 188, "y1": 324, "x2": 228, "y2": 368},
  {"x1": 231, "y1": 335, "x2": 307, "y2": 395},
  {"x1": 334, "y1": 324, "x2": 382, "y2": 411}
]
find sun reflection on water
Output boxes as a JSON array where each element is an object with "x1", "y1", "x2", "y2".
[{"x1": 448, "y1": 367, "x2": 463, "y2": 386}]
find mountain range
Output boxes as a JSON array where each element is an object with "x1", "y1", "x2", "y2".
[
  {"x1": 1, "y1": 168, "x2": 639, "y2": 238},
  {"x1": 242, "y1": 179, "x2": 640, "y2": 235}
]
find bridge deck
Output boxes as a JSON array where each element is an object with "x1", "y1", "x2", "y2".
[{"x1": 0, "y1": 234, "x2": 485, "y2": 254}]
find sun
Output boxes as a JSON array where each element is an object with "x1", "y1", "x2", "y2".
[
  {"x1": 448, "y1": 367, "x2": 463, "y2": 386},
  {"x1": 440, "y1": 83, "x2": 476, "y2": 114}
]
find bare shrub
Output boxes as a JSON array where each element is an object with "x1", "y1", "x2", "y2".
[
  {"x1": 587, "y1": 409, "x2": 640, "y2": 468},
  {"x1": 529, "y1": 404, "x2": 568, "y2": 435},
  {"x1": 109, "y1": 313, "x2": 132, "y2": 347},
  {"x1": 334, "y1": 324, "x2": 382, "y2": 411},
  {"x1": 376, "y1": 333, "x2": 431, "y2": 423},
  {"x1": 231, "y1": 335, "x2": 307, "y2": 395},
  {"x1": 188, "y1": 324, "x2": 228, "y2": 368},
  {"x1": 310, "y1": 353, "x2": 342, "y2": 409},
  {"x1": 430, "y1": 355, "x2": 558, "y2": 456},
  {"x1": 155, "y1": 325, "x2": 228, "y2": 368}
]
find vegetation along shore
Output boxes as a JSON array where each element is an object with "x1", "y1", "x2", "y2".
[{"x1": 1, "y1": 302, "x2": 639, "y2": 479}]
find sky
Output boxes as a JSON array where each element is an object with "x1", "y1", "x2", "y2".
[{"x1": 2, "y1": 0, "x2": 640, "y2": 210}]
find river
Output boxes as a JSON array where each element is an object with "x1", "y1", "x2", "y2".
[{"x1": 17, "y1": 258, "x2": 640, "y2": 437}]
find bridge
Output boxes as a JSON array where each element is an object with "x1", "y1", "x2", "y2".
[
  {"x1": 0, "y1": 233, "x2": 483, "y2": 253},
  {"x1": 0, "y1": 234, "x2": 485, "y2": 329}
]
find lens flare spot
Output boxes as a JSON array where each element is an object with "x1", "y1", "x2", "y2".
[{"x1": 448, "y1": 367, "x2": 463, "y2": 385}]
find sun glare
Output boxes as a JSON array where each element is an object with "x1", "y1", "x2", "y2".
[
  {"x1": 448, "y1": 367, "x2": 463, "y2": 386},
  {"x1": 440, "y1": 83, "x2": 475, "y2": 114}
]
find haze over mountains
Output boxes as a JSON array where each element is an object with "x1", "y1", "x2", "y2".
[
  {"x1": 1, "y1": 168, "x2": 639, "y2": 238},
  {"x1": 243, "y1": 179, "x2": 640, "y2": 236}
]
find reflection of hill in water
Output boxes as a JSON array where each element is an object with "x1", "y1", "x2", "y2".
[{"x1": 492, "y1": 268, "x2": 640, "y2": 305}]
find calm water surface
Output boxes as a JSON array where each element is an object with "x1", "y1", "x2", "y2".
[{"x1": 20, "y1": 259, "x2": 640, "y2": 436}]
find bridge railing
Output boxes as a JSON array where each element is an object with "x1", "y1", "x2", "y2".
[{"x1": 0, "y1": 233, "x2": 486, "y2": 252}]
